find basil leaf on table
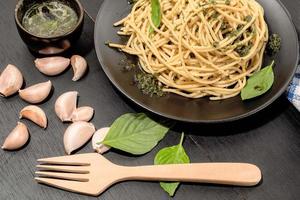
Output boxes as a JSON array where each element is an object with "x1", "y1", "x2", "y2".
[
  {"x1": 154, "y1": 133, "x2": 190, "y2": 196},
  {"x1": 241, "y1": 61, "x2": 275, "y2": 100},
  {"x1": 150, "y1": 0, "x2": 161, "y2": 33},
  {"x1": 102, "y1": 113, "x2": 169, "y2": 155}
]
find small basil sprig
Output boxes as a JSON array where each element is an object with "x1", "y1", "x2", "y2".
[
  {"x1": 149, "y1": 0, "x2": 161, "y2": 33},
  {"x1": 154, "y1": 133, "x2": 190, "y2": 196},
  {"x1": 241, "y1": 61, "x2": 275, "y2": 100},
  {"x1": 102, "y1": 113, "x2": 168, "y2": 155}
]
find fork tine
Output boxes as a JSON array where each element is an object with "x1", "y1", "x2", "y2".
[
  {"x1": 37, "y1": 154, "x2": 91, "y2": 165},
  {"x1": 36, "y1": 165, "x2": 89, "y2": 173},
  {"x1": 36, "y1": 171, "x2": 89, "y2": 182},
  {"x1": 35, "y1": 177, "x2": 94, "y2": 195}
]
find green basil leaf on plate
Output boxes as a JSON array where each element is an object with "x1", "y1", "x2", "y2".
[
  {"x1": 149, "y1": 0, "x2": 161, "y2": 33},
  {"x1": 241, "y1": 61, "x2": 275, "y2": 100},
  {"x1": 102, "y1": 113, "x2": 168, "y2": 155},
  {"x1": 154, "y1": 133, "x2": 190, "y2": 196}
]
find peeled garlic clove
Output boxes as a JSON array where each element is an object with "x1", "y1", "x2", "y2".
[
  {"x1": 34, "y1": 57, "x2": 70, "y2": 76},
  {"x1": 2, "y1": 122, "x2": 29, "y2": 150},
  {"x1": 71, "y1": 55, "x2": 88, "y2": 81},
  {"x1": 0, "y1": 64, "x2": 23, "y2": 97},
  {"x1": 92, "y1": 127, "x2": 111, "y2": 154},
  {"x1": 19, "y1": 105, "x2": 47, "y2": 129},
  {"x1": 71, "y1": 106, "x2": 94, "y2": 122},
  {"x1": 64, "y1": 122, "x2": 96, "y2": 155},
  {"x1": 19, "y1": 80, "x2": 52, "y2": 104},
  {"x1": 55, "y1": 91, "x2": 78, "y2": 122}
]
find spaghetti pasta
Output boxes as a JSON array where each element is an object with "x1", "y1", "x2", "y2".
[{"x1": 109, "y1": 0, "x2": 269, "y2": 100}]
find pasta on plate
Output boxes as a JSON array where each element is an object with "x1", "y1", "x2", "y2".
[{"x1": 109, "y1": 0, "x2": 268, "y2": 100}]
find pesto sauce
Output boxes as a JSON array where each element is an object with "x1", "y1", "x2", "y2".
[
  {"x1": 134, "y1": 72, "x2": 165, "y2": 97},
  {"x1": 22, "y1": 1, "x2": 78, "y2": 37}
]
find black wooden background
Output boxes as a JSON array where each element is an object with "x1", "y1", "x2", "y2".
[{"x1": 0, "y1": 0, "x2": 299, "y2": 199}]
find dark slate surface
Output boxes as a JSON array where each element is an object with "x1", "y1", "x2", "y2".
[{"x1": 0, "y1": 0, "x2": 299, "y2": 199}]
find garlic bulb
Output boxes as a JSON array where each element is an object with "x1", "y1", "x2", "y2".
[
  {"x1": 55, "y1": 91, "x2": 78, "y2": 122},
  {"x1": 2, "y1": 122, "x2": 29, "y2": 150},
  {"x1": 71, "y1": 55, "x2": 88, "y2": 81},
  {"x1": 19, "y1": 80, "x2": 52, "y2": 104},
  {"x1": 92, "y1": 127, "x2": 111, "y2": 154},
  {"x1": 63, "y1": 122, "x2": 96, "y2": 155},
  {"x1": 34, "y1": 57, "x2": 70, "y2": 76},
  {"x1": 0, "y1": 64, "x2": 23, "y2": 97},
  {"x1": 19, "y1": 105, "x2": 48, "y2": 129},
  {"x1": 71, "y1": 106, "x2": 94, "y2": 122}
]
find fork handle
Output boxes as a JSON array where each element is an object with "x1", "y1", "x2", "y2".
[{"x1": 123, "y1": 163, "x2": 261, "y2": 186}]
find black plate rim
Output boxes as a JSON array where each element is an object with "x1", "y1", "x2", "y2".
[{"x1": 94, "y1": 0, "x2": 299, "y2": 123}]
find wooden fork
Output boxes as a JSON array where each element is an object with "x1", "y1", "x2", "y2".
[{"x1": 35, "y1": 153, "x2": 261, "y2": 196}]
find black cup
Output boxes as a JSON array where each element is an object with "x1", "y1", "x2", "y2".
[{"x1": 15, "y1": 0, "x2": 84, "y2": 55}]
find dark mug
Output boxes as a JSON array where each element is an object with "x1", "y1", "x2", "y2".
[{"x1": 15, "y1": 0, "x2": 84, "y2": 55}]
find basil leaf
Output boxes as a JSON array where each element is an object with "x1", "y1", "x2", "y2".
[
  {"x1": 103, "y1": 113, "x2": 168, "y2": 155},
  {"x1": 241, "y1": 61, "x2": 275, "y2": 100},
  {"x1": 150, "y1": 0, "x2": 161, "y2": 33},
  {"x1": 154, "y1": 133, "x2": 190, "y2": 196}
]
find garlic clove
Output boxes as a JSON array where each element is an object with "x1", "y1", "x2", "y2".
[
  {"x1": 55, "y1": 91, "x2": 78, "y2": 122},
  {"x1": 92, "y1": 127, "x2": 111, "y2": 154},
  {"x1": 71, "y1": 55, "x2": 87, "y2": 81},
  {"x1": 63, "y1": 122, "x2": 96, "y2": 155},
  {"x1": 71, "y1": 106, "x2": 94, "y2": 122},
  {"x1": 19, "y1": 80, "x2": 52, "y2": 104},
  {"x1": 2, "y1": 122, "x2": 29, "y2": 150},
  {"x1": 19, "y1": 105, "x2": 47, "y2": 129},
  {"x1": 0, "y1": 64, "x2": 24, "y2": 97},
  {"x1": 34, "y1": 57, "x2": 70, "y2": 76}
]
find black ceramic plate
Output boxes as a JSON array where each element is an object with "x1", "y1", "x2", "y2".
[{"x1": 94, "y1": 0, "x2": 299, "y2": 123}]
